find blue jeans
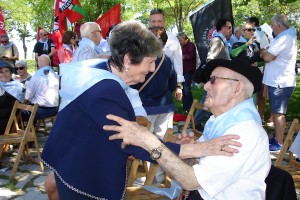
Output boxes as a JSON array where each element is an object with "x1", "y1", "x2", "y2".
[
  {"x1": 194, "y1": 91, "x2": 211, "y2": 125},
  {"x1": 268, "y1": 86, "x2": 294, "y2": 114},
  {"x1": 182, "y1": 72, "x2": 194, "y2": 110}
]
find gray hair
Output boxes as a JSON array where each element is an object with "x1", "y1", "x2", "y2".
[
  {"x1": 271, "y1": 14, "x2": 289, "y2": 29},
  {"x1": 109, "y1": 20, "x2": 163, "y2": 71},
  {"x1": 15, "y1": 60, "x2": 27, "y2": 67},
  {"x1": 80, "y1": 22, "x2": 100, "y2": 38},
  {"x1": 234, "y1": 26, "x2": 241, "y2": 33}
]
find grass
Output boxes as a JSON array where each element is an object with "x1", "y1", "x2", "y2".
[{"x1": 174, "y1": 75, "x2": 300, "y2": 122}]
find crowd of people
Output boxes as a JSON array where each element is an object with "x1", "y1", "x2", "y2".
[{"x1": 0, "y1": 7, "x2": 298, "y2": 200}]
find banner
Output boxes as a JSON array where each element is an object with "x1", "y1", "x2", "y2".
[
  {"x1": 189, "y1": 0, "x2": 233, "y2": 64},
  {"x1": 96, "y1": 3, "x2": 121, "y2": 39},
  {"x1": 0, "y1": 10, "x2": 7, "y2": 37}
]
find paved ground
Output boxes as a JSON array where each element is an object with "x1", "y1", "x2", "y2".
[{"x1": 0, "y1": 119, "x2": 299, "y2": 199}]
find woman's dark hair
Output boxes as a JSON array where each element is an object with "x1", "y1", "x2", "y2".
[
  {"x1": 109, "y1": 21, "x2": 162, "y2": 71},
  {"x1": 149, "y1": 26, "x2": 168, "y2": 46},
  {"x1": 216, "y1": 18, "x2": 231, "y2": 31},
  {"x1": 62, "y1": 31, "x2": 76, "y2": 44}
]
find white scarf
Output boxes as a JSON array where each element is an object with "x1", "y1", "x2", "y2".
[{"x1": 39, "y1": 39, "x2": 48, "y2": 51}]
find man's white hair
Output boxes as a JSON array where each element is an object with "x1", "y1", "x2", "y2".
[{"x1": 80, "y1": 22, "x2": 100, "y2": 38}]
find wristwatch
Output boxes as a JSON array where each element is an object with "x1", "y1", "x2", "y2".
[
  {"x1": 176, "y1": 83, "x2": 183, "y2": 90},
  {"x1": 150, "y1": 143, "x2": 164, "y2": 160}
]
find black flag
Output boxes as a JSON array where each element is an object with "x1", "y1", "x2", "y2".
[{"x1": 189, "y1": 0, "x2": 233, "y2": 64}]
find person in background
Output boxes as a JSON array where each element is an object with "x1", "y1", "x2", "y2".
[
  {"x1": 15, "y1": 60, "x2": 32, "y2": 85},
  {"x1": 33, "y1": 29, "x2": 56, "y2": 66},
  {"x1": 177, "y1": 32, "x2": 197, "y2": 111},
  {"x1": 230, "y1": 22, "x2": 263, "y2": 66},
  {"x1": 260, "y1": 14, "x2": 297, "y2": 151},
  {"x1": 0, "y1": 34, "x2": 19, "y2": 70},
  {"x1": 194, "y1": 18, "x2": 233, "y2": 131},
  {"x1": 0, "y1": 61, "x2": 24, "y2": 134},
  {"x1": 228, "y1": 26, "x2": 247, "y2": 47},
  {"x1": 72, "y1": 22, "x2": 102, "y2": 62},
  {"x1": 149, "y1": 8, "x2": 184, "y2": 101},
  {"x1": 23, "y1": 55, "x2": 59, "y2": 124},
  {"x1": 57, "y1": 31, "x2": 77, "y2": 64},
  {"x1": 247, "y1": 16, "x2": 270, "y2": 49},
  {"x1": 104, "y1": 58, "x2": 270, "y2": 200},
  {"x1": 97, "y1": 31, "x2": 111, "y2": 59},
  {"x1": 247, "y1": 16, "x2": 272, "y2": 125}
]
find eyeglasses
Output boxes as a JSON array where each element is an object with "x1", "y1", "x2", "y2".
[
  {"x1": 209, "y1": 76, "x2": 239, "y2": 84},
  {"x1": 244, "y1": 28, "x2": 256, "y2": 32},
  {"x1": 15, "y1": 67, "x2": 25, "y2": 71}
]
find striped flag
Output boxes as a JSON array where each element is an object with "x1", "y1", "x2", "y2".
[{"x1": 189, "y1": 0, "x2": 233, "y2": 64}]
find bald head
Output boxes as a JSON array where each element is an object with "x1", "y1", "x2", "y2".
[
  {"x1": 80, "y1": 22, "x2": 102, "y2": 45},
  {"x1": 38, "y1": 54, "x2": 51, "y2": 68}
]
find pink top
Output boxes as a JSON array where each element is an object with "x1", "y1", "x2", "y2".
[{"x1": 57, "y1": 45, "x2": 74, "y2": 63}]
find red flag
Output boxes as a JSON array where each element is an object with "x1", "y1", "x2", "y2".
[
  {"x1": 37, "y1": 26, "x2": 42, "y2": 41},
  {"x1": 96, "y1": 3, "x2": 121, "y2": 39},
  {"x1": 54, "y1": 0, "x2": 85, "y2": 33},
  {"x1": 0, "y1": 10, "x2": 7, "y2": 37}
]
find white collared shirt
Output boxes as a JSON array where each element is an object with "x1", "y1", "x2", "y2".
[
  {"x1": 165, "y1": 32, "x2": 184, "y2": 82},
  {"x1": 25, "y1": 66, "x2": 59, "y2": 107}
]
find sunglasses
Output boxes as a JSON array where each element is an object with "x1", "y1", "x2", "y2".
[
  {"x1": 209, "y1": 76, "x2": 239, "y2": 84},
  {"x1": 223, "y1": 26, "x2": 232, "y2": 30},
  {"x1": 244, "y1": 28, "x2": 256, "y2": 32},
  {"x1": 43, "y1": 33, "x2": 49, "y2": 36},
  {"x1": 1, "y1": 40, "x2": 9, "y2": 44},
  {"x1": 16, "y1": 67, "x2": 25, "y2": 71}
]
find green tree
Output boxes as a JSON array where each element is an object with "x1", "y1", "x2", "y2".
[{"x1": 0, "y1": 0, "x2": 34, "y2": 58}]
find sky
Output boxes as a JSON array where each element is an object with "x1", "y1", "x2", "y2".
[{"x1": 10, "y1": 28, "x2": 36, "y2": 60}]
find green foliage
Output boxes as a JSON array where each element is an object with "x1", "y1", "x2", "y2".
[{"x1": 26, "y1": 59, "x2": 37, "y2": 74}]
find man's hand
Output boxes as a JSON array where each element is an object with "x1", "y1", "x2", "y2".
[
  {"x1": 103, "y1": 114, "x2": 160, "y2": 150},
  {"x1": 177, "y1": 130, "x2": 195, "y2": 144}
]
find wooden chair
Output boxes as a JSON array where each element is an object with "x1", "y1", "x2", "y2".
[
  {"x1": 274, "y1": 118, "x2": 300, "y2": 188},
  {"x1": 0, "y1": 101, "x2": 44, "y2": 181},
  {"x1": 36, "y1": 115, "x2": 57, "y2": 134},
  {"x1": 182, "y1": 99, "x2": 208, "y2": 139},
  {"x1": 125, "y1": 128, "x2": 179, "y2": 199}
]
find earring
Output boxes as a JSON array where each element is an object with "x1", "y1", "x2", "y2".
[{"x1": 125, "y1": 68, "x2": 129, "y2": 72}]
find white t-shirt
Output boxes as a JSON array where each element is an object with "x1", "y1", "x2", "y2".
[
  {"x1": 193, "y1": 120, "x2": 271, "y2": 200},
  {"x1": 165, "y1": 32, "x2": 184, "y2": 83},
  {"x1": 263, "y1": 28, "x2": 297, "y2": 88}
]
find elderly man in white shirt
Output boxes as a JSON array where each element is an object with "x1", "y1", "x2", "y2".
[
  {"x1": 105, "y1": 58, "x2": 271, "y2": 200},
  {"x1": 72, "y1": 22, "x2": 103, "y2": 62},
  {"x1": 23, "y1": 54, "x2": 59, "y2": 124}
]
